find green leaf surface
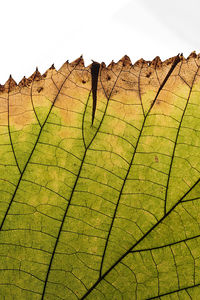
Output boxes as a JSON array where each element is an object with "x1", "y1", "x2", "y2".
[{"x1": 0, "y1": 53, "x2": 200, "y2": 299}]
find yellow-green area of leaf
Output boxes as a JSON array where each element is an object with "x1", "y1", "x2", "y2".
[{"x1": 0, "y1": 52, "x2": 200, "y2": 299}]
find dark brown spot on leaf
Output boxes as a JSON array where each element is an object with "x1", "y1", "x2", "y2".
[
  {"x1": 37, "y1": 87, "x2": 43, "y2": 93},
  {"x1": 146, "y1": 72, "x2": 151, "y2": 78},
  {"x1": 107, "y1": 75, "x2": 111, "y2": 81}
]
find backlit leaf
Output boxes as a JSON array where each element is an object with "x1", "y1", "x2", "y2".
[{"x1": 0, "y1": 52, "x2": 200, "y2": 299}]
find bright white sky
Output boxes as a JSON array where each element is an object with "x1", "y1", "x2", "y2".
[{"x1": 0, "y1": 0, "x2": 199, "y2": 83}]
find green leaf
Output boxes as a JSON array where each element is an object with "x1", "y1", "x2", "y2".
[{"x1": 0, "y1": 53, "x2": 200, "y2": 299}]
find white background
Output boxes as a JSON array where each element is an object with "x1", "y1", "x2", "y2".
[{"x1": 0, "y1": 0, "x2": 199, "y2": 83}]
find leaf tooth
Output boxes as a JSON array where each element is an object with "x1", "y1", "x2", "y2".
[
  {"x1": 117, "y1": 55, "x2": 132, "y2": 67},
  {"x1": 179, "y1": 53, "x2": 186, "y2": 61},
  {"x1": 35, "y1": 67, "x2": 42, "y2": 79},
  {"x1": 133, "y1": 58, "x2": 148, "y2": 67},
  {"x1": 187, "y1": 51, "x2": 197, "y2": 59},
  {"x1": 28, "y1": 67, "x2": 42, "y2": 82},
  {"x1": 49, "y1": 63, "x2": 55, "y2": 70},
  {"x1": 150, "y1": 56, "x2": 162, "y2": 68},
  {"x1": 70, "y1": 55, "x2": 85, "y2": 67},
  {"x1": 4, "y1": 75, "x2": 17, "y2": 91},
  {"x1": 100, "y1": 61, "x2": 106, "y2": 68},
  {"x1": 163, "y1": 54, "x2": 180, "y2": 66},
  {"x1": 107, "y1": 59, "x2": 116, "y2": 69},
  {"x1": 18, "y1": 76, "x2": 30, "y2": 88}
]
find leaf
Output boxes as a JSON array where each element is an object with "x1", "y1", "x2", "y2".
[{"x1": 0, "y1": 52, "x2": 200, "y2": 299}]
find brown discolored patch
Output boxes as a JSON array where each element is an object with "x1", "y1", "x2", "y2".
[
  {"x1": 107, "y1": 75, "x2": 111, "y2": 81},
  {"x1": 146, "y1": 72, "x2": 151, "y2": 78},
  {"x1": 37, "y1": 87, "x2": 43, "y2": 93},
  {"x1": 1, "y1": 53, "x2": 199, "y2": 96},
  {"x1": 156, "y1": 100, "x2": 160, "y2": 105}
]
